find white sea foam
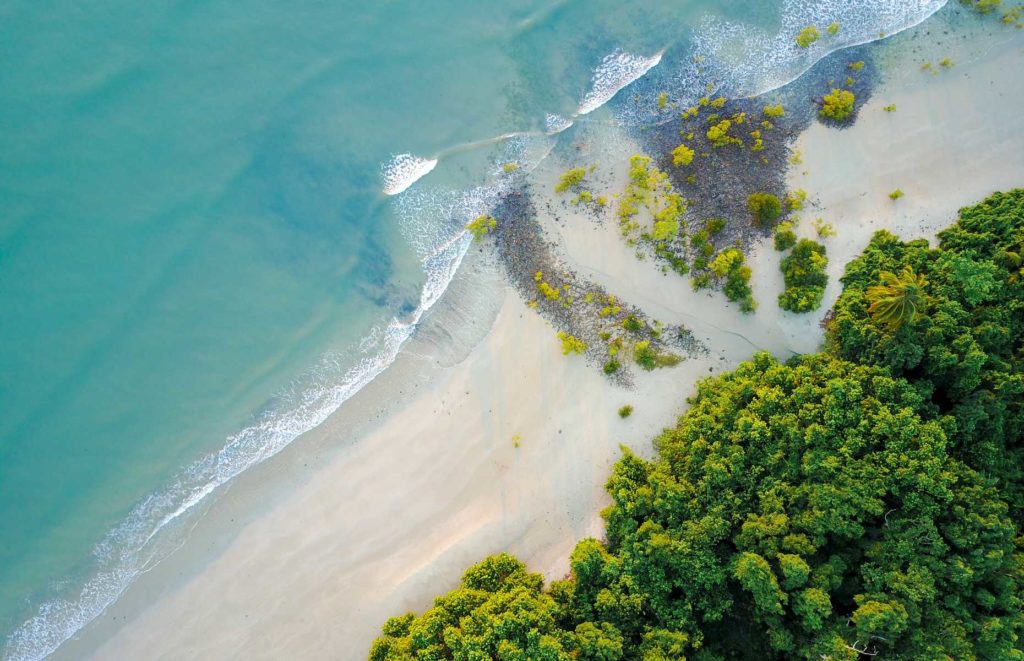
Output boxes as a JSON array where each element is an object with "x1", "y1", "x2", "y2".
[
  {"x1": 578, "y1": 49, "x2": 664, "y2": 116},
  {"x1": 545, "y1": 113, "x2": 573, "y2": 135},
  {"x1": 690, "y1": 0, "x2": 947, "y2": 101},
  {"x1": 381, "y1": 153, "x2": 438, "y2": 195}
]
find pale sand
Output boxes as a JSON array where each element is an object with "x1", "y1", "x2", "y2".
[{"x1": 66, "y1": 22, "x2": 1024, "y2": 661}]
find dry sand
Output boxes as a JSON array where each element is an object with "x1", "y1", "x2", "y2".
[{"x1": 61, "y1": 21, "x2": 1024, "y2": 661}]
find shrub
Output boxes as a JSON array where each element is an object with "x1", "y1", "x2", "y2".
[
  {"x1": 773, "y1": 221, "x2": 797, "y2": 251},
  {"x1": 813, "y1": 218, "x2": 836, "y2": 238},
  {"x1": 502, "y1": 162, "x2": 519, "y2": 173},
  {"x1": 465, "y1": 215, "x2": 497, "y2": 240},
  {"x1": 537, "y1": 281, "x2": 560, "y2": 300},
  {"x1": 555, "y1": 167, "x2": 587, "y2": 193},
  {"x1": 763, "y1": 104, "x2": 785, "y2": 118},
  {"x1": 779, "y1": 239, "x2": 828, "y2": 312},
  {"x1": 633, "y1": 341, "x2": 681, "y2": 370},
  {"x1": 889, "y1": 188, "x2": 904, "y2": 200},
  {"x1": 621, "y1": 315, "x2": 645, "y2": 333},
  {"x1": 603, "y1": 359, "x2": 620, "y2": 375},
  {"x1": 706, "y1": 217, "x2": 727, "y2": 235},
  {"x1": 795, "y1": 25, "x2": 820, "y2": 47},
  {"x1": 671, "y1": 143, "x2": 695, "y2": 166},
  {"x1": 820, "y1": 88, "x2": 855, "y2": 121},
  {"x1": 747, "y1": 192, "x2": 783, "y2": 227},
  {"x1": 848, "y1": 60, "x2": 865, "y2": 71},
  {"x1": 826, "y1": 21, "x2": 840, "y2": 35},
  {"x1": 657, "y1": 91, "x2": 668, "y2": 109},
  {"x1": 706, "y1": 120, "x2": 740, "y2": 147},
  {"x1": 617, "y1": 405, "x2": 633, "y2": 418},
  {"x1": 710, "y1": 248, "x2": 756, "y2": 312},
  {"x1": 883, "y1": 103, "x2": 896, "y2": 112},
  {"x1": 557, "y1": 331, "x2": 587, "y2": 355}
]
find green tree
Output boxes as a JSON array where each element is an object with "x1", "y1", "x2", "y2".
[
  {"x1": 864, "y1": 266, "x2": 928, "y2": 330},
  {"x1": 820, "y1": 88, "x2": 855, "y2": 121},
  {"x1": 747, "y1": 192, "x2": 783, "y2": 227},
  {"x1": 778, "y1": 239, "x2": 828, "y2": 312},
  {"x1": 369, "y1": 554, "x2": 578, "y2": 660}
]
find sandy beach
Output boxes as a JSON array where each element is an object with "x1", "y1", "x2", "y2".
[{"x1": 57, "y1": 19, "x2": 1024, "y2": 661}]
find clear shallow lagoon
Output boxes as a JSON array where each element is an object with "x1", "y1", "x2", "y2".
[{"x1": 0, "y1": 0, "x2": 947, "y2": 657}]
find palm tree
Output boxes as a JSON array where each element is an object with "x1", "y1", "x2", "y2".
[{"x1": 865, "y1": 266, "x2": 928, "y2": 330}]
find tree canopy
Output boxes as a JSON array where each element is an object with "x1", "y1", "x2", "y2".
[{"x1": 371, "y1": 190, "x2": 1024, "y2": 660}]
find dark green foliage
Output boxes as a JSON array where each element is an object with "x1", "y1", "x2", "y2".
[
  {"x1": 603, "y1": 359, "x2": 621, "y2": 375},
  {"x1": 747, "y1": 192, "x2": 783, "y2": 227},
  {"x1": 773, "y1": 222, "x2": 797, "y2": 251},
  {"x1": 617, "y1": 405, "x2": 633, "y2": 419},
  {"x1": 621, "y1": 315, "x2": 645, "y2": 333},
  {"x1": 569, "y1": 353, "x2": 1022, "y2": 659},
  {"x1": 779, "y1": 239, "x2": 828, "y2": 312},
  {"x1": 828, "y1": 189, "x2": 1024, "y2": 512}
]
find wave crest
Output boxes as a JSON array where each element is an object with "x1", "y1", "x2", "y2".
[
  {"x1": 578, "y1": 49, "x2": 663, "y2": 115},
  {"x1": 381, "y1": 153, "x2": 438, "y2": 195}
]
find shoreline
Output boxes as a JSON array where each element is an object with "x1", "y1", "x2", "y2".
[{"x1": 52, "y1": 12, "x2": 1024, "y2": 661}]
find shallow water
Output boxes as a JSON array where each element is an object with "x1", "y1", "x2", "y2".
[{"x1": 0, "y1": 0, "x2": 949, "y2": 657}]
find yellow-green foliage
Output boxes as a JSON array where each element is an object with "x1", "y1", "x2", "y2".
[
  {"x1": 709, "y1": 249, "x2": 756, "y2": 312},
  {"x1": 813, "y1": 217, "x2": 836, "y2": 238},
  {"x1": 848, "y1": 60, "x2": 865, "y2": 71},
  {"x1": 795, "y1": 25, "x2": 820, "y2": 47},
  {"x1": 502, "y1": 162, "x2": 519, "y2": 173},
  {"x1": 883, "y1": 104, "x2": 897, "y2": 112},
  {"x1": 709, "y1": 96, "x2": 727, "y2": 108},
  {"x1": 965, "y1": 0, "x2": 1002, "y2": 14},
  {"x1": 617, "y1": 405, "x2": 633, "y2": 418},
  {"x1": 573, "y1": 191, "x2": 593, "y2": 205},
  {"x1": 557, "y1": 331, "x2": 587, "y2": 355},
  {"x1": 827, "y1": 21, "x2": 840, "y2": 35},
  {"x1": 773, "y1": 221, "x2": 797, "y2": 251},
  {"x1": 618, "y1": 154, "x2": 686, "y2": 248},
  {"x1": 889, "y1": 188, "x2": 904, "y2": 200},
  {"x1": 707, "y1": 249, "x2": 739, "y2": 277},
  {"x1": 537, "y1": 280, "x2": 560, "y2": 300},
  {"x1": 555, "y1": 167, "x2": 587, "y2": 193},
  {"x1": 657, "y1": 91, "x2": 669, "y2": 109},
  {"x1": 785, "y1": 189, "x2": 807, "y2": 211},
  {"x1": 466, "y1": 215, "x2": 497, "y2": 240},
  {"x1": 939, "y1": 57, "x2": 953, "y2": 68},
  {"x1": 671, "y1": 143, "x2": 695, "y2": 166},
  {"x1": 707, "y1": 120, "x2": 741, "y2": 147},
  {"x1": 763, "y1": 104, "x2": 785, "y2": 118},
  {"x1": 865, "y1": 266, "x2": 928, "y2": 330},
  {"x1": 820, "y1": 88, "x2": 855, "y2": 121}
]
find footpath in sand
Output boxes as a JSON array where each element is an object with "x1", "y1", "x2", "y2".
[{"x1": 64, "y1": 26, "x2": 1024, "y2": 661}]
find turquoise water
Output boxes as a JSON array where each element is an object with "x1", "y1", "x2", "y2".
[{"x1": 0, "y1": 0, "x2": 948, "y2": 657}]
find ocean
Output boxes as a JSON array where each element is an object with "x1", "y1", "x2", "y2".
[{"x1": 0, "y1": 0, "x2": 947, "y2": 657}]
